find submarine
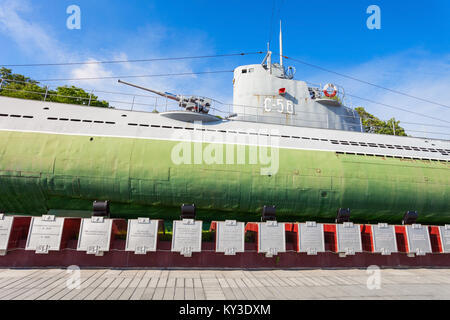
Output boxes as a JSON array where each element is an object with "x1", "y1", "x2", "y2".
[{"x1": 0, "y1": 49, "x2": 449, "y2": 224}]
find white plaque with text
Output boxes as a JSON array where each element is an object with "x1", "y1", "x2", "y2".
[
  {"x1": 125, "y1": 218, "x2": 159, "y2": 254},
  {"x1": 171, "y1": 220, "x2": 202, "y2": 257},
  {"x1": 77, "y1": 217, "x2": 113, "y2": 255},
  {"x1": 336, "y1": 223, "x2": 362, "y2": 255},
  {"x1": 0, "y1": 215, "x2": 14, "y2": 253},
  {"x1": 258, "y1": 221, "x2": 285, "y2": 257},
  {"x1": 216, "y1": 220, "x2": 245, "y2": 255},
  {"x1": 25, "y1": 216, "x2": 65, "y2": 254},
  {"x1": 371, "y1": 223, "x2": 397, "y2": 255},
  {"x1": 406, "y1": 224, "x2": 432, "y2": 255},
  {"x1": 439, "y1": 225, "x2": 450, "y2": 253},
  {"x1": 298, "y1": 222, "x2": 325, "y2": 255}
]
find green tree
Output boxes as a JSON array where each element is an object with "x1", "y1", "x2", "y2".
[
  {"x1": 0, "y1": 67, "x2": 38, "y2": 85},
  {"x1": 0, "y1": 68, "x2": 110, "y2": 108},
  {"x1": 47, "y1": 86, "x2": 109, "y2": 108},
  {"x1": 0, "y1": 68, "x2": 45, "y2": 100},
  {"x1": 355, "y1": 107, "x2": 407, "y2": 136}
]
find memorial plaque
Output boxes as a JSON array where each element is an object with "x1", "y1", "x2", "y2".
[
  {"x1": 216, "y1": 220, "x2": 245, "y2": 255},
  {"x1": 77, "y1": 217, "x2": 113, "y2": 255},
  {"x1": 171, "y1": 219, "x2": 202, "y2": 257},
  {"x1": 258, "y1": 221, "x2": 285, "y2": 257},
  {"x1": 25, "y1": 215, "x2": 65, "y2": 254},
  {"x1": 371, "y1": 223, "x2": 397, "y2": 255},
  {"x1": 298, "y1": 222, "x2": 325, "y2": 255},
  {"x1": 439, "y1": 225, "x2": 450, "y2": 253},
  {"x1": 406, "y1": 224, "x2": 432, "y2": 256},
  {"x1": 125, "y1": 218, "x2": 159, "y2": 254},
  {"x1": 0, "y1": 215, "x2": 14, "y2": 255},
  {"x1": 336, "y1": 222, "x2": 362, "y2": 255}
]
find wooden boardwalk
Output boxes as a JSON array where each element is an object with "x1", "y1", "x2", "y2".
[{"x1": 0, "y1": 268, "x2": 449, "y2": 300}]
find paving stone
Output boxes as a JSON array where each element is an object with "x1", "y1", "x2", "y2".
[{"x1": 0, "y1": 268, "x2": 447, "y2": 300}]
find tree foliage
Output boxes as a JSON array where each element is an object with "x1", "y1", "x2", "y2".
[
  {"x1": 0, "y1": 68, "x2": 110, "y2": 108},
  {"x1": 355, "y1": 106, "x2": 407, "y2": 136}
]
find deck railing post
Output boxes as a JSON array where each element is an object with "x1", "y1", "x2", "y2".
[
  {"x1": 88, "y1": 90, "x2": 94, "y2": 106},
  {"x1": 43, "y1": 86, "x2": 49, "y2": 102}
]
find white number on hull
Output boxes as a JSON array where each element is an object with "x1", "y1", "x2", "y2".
[
  {"x1": 286, "y1": 100, "x2": 294, "y2": 114},
  {"x1": 263, "y1": 98, "x2": 294, "y2": 115},
  {"x1": 264, "y1": 98, "x2": 272, "y2": 112},
  {"x1": 277, "y1": 99, "x2": 284, "y2": 113}
]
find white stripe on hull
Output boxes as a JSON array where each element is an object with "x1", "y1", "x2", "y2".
[{"x1": 0, "y1": 96, "x2": 449, "y2": 161}]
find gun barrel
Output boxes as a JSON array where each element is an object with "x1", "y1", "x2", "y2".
[{"x1": 118, "y1": 79, "x2": 179, "y2": 102}]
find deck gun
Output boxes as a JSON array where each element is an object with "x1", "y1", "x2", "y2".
[{"x1": 118, "y1": 79, "x2": 211, "y2": 114}]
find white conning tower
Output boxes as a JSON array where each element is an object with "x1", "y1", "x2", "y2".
[{"x1": 232, "y1": 53, "x2": 361, "y2": 131}]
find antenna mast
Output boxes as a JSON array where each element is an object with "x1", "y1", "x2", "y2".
[{"x1": 279, "y1": 20, "x2": 283, "y2": 67}]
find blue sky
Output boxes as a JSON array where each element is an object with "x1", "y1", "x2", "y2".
[{"x1": 1, "y1": 0, "x2": 449, "y2": 138}]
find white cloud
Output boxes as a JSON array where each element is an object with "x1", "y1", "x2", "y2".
[
  {"x1": 0, "y1": 1, "x2": 232, "y2": 113},
  {"x1": 69, "y1": 60, "x2": 114, "y2": 87},
  {"x1": 63, "y1": 24, "x2": 233, "y2": 113},
  {"x1": 0, "y1": 0, "x2": 70, "y2": 62}
]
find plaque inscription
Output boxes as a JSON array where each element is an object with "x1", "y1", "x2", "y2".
[
  {"x1": 125, "y1": 218, "x2": 159, "y2": 254},
  {"x1": 439, "y1": 225, "x2": 450, "y2": 253},
  {"x1": 0, "y1": 215, "x2": 14, "y2": 254},
  {"x1": 25, "y1": 216, "x2": 65, "y2": 254},
  {"x1": 406, "y1": 224, "x2": 432, "y2": 256},
  {"x1": 216, "y1": 220, "x2": 245, "y2": 255},
  {"x1": 298, "y1": 222, "x2": 325, "y2": 255},
  {"x1": 77, "y1": 217, "x2": 113, "y2": 255},
  {"x1": 171, "y1": 220, "x2": 202, "y2": 257},
  {"x1": 336, "y1": 222, "x2": 362, "y2": 255},
  {"x1": 371, "y1": 223, "x2": 397, "y2": 255},
  {"x1": 258, "y1": 221, "x2": 286, "y2": 257}
]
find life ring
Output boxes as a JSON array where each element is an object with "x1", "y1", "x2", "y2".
[{"x1": 323, "y1": 83, "x2": 337, "y2": 98}]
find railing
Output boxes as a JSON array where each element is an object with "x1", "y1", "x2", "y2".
[
  {"x1": 306, "y1": 82, "x2": 347, "y2": 106},
  {"x1": 1, "y1": 78, "x2": 449, "y2": 140}
]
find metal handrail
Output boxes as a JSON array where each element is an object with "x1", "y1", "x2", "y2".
[
  {"x1": 0, "y1": 86, "x2": 441, "y2": 124},
  {"x1": 0, "y1": 78, "x2": 370, "y2": 120},
  {"x1": 1, "y1": 84, "x2": 449, "y2": 139}
]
